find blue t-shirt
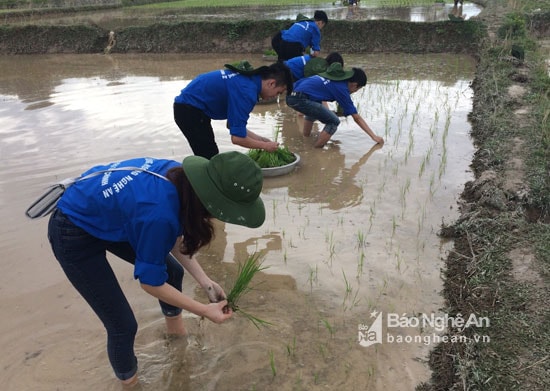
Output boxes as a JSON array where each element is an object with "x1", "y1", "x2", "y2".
[
  {"x1": 174, "y1": 69, "x2": 262, "y2": 138},
  {"x1": 281, "y1": 21, "x2": 322, "y2": 52},
  {"x1": 293, "y1": 75, "x2": 358, "y2": 116},
  {"x1": 284, "y1": 55, "x2": 311, "y2": 80},
  {"x1": 57, "y1": 157, "x2": 182, "y2": 286}
]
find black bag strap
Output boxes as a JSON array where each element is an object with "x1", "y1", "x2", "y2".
[{"x1": 25, "y1": 166, "x2": 169, "y2": 219}]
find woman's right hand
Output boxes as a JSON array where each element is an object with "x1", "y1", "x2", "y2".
[{"x1": 203, "y1": 300, "x2": 233, "y2": 324}]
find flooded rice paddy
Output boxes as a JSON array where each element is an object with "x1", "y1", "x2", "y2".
[
  {"x1": 0, "y1": 52, "x2": 476, "y2": 390},
  {"x1": 1, "y1": 2, "x2": 482, "y2": 28}
]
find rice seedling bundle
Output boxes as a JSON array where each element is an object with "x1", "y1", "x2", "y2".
[
  {"x1": 226, "y1": 253, "x2": 272, "y2": 329},
  {"x1": 248, "y1": 146, "x2": 296, "y2": 168}
]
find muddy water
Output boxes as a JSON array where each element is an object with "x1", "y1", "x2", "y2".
[
  {"x1": 0, "y1": 52, "x2": 476, "y2": 390},
  {"x1": 1, "y1": 2, "x2": 482, "y2": 27}
]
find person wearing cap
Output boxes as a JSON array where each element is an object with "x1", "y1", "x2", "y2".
[
  {"x1": 47, "y1": 151, "x2": 265, "y2": 386},
  {"x1": 271, "y1": 10, "x2": 329, "y2": 61},
  {"x1": 286, "y1": 63, "x2": 384, "y2": 148},
  {"x1": 174, "y1": 61, "x2": 293, "y2": 159},
  {"x1": 284, "y1": 51, "x2": 344, "y2": 82}
]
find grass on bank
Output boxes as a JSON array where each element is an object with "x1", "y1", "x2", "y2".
[{"x1": 418, "y1": 2, "x2": 550, "y2": 390}]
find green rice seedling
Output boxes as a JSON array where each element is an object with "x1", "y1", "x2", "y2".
[
  {"x1": 271, "y1": 199, "x2": 277, "y2": 219},
  {"x1": 357, "y1": 251, "x2": 365, "y2": 279},
  {"x1": 318, "y1": 343, "x2": 328, "y2": 360},
  {"x1": 356, "y1": 229, "x2": 367, "y2": 250},
  {"x1": 419, "y1": 156, "x2": 427, "y2": 178},
  {"x1": 319, "y1": 318, "x2": 335, "y2": 338},
  {"x1": 392, "y1": 215, "x2": 398, "y2": 236},
  {"x1": 326, "y1": 231, "x2": 336, "y2": 264},
  {"x1": 286, "y1": 336, "x2": 296, "y2": 359},
  {"x1": 226, "y1": 253, "x2": 272, "y2": 329},
  {"x1": 308, "y1": 264, "x2": 318, "y2": 292},
  {"x1": 268, "y1": 349, "x2": 276, "y2": 378},
  {"x1": 248, "y1": 146, "x2": 296, "y2": 168},
  {"x1": 313, "y1": 372, "x2": 320, "y2": 384}
]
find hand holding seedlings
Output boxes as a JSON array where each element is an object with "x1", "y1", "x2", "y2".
[{"x1": 205, "y1": 281, "x2": 226, "y2": 303}]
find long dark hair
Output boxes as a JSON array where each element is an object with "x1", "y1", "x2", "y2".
[{"x1": 166, "y1": 166, "x2": 214, "y2": 256}]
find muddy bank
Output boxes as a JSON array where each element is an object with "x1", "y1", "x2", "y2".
[{"x1": 0, "y1": 19, "x2": 484, "y2": 55}]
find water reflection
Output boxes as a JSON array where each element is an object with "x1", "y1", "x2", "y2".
[{"x1": 1, "y1": 2, "x2": 482, "y2": 28}]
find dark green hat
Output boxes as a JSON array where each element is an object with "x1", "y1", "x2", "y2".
[
  {"x1": 296, "y1": 13, "x2": 313, "y2": 22},
  {"x1": 304, "y1": 57, "x2": 328, "y2": 77},
  {"x1": 183, "y1": 151, "x2": 265, "y2": 228},
  {"x1": 224, "y1": 60, "x2": 268, "y2": 76},
  {"x1": 318, "y1": 62, "x2": 354, "y2": 81}
]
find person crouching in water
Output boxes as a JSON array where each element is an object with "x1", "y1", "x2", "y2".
[
  {"x1": 47, "y1": 151, "x2": 265, "y2": 387},
  {"x1": 286, "y1": 63, "x2": 384, "y2": 148}
]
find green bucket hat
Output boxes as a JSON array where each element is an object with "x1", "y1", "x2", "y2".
[
  {"x1": 296, "y1": 13, "x2": 313, "y2": 22},
  {"x1": 224, "y1": 60, "x2": 268, "y2": 76},
  {"x1": 318, "y1": 62, "x2": 354, "y2": 81},
  {"x1": 303, "y1": 57, "x2": 328, "y2": 77},
  {"x1": 182, "y1": 151, "x2": 265, "y2": 228}
]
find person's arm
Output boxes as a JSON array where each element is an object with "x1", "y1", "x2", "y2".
[
  {"x1": 231, "y1": 133, "x2": 279, "y2": 152},
  {"x1": 140, "y1": 283, "x2": 231, "y2": 323},
  {"x1": 170, "y1": 236, "x2": 227, "y2": 302},
  {"x1": 139, "y1": 237, "x2": 232, "y2": 324},
  {"x1": 351, "y1": 113, "x2": 384, "y2": 144}
]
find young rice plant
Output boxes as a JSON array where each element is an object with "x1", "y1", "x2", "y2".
[{"x1": 226, "y1": 252, "x2": 272, "y2": 329}]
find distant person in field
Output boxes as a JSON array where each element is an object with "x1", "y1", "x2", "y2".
[{"x1": 271, "y1": 10, "x2": 328, "y2": 61}]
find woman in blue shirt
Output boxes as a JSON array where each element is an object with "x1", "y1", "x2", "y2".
[
  {"x1": 271, "y1": 10, "x2": 328, "y2": 61},
  {"x1": 47, "y1": 151, "x2": 265, "y2": 386},
  {"x1": 286, "y1": 63, "x2": 384, "y2": 148},
  {"x1": 174, "y1": 61, "x2": 292, "y2": 159}
]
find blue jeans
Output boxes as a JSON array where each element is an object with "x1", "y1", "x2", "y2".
[
  {"x1": 286, "y1": 92, "x2": 340, "y2": 135},
  {"x1": 47, "y1": 209, "x2": 184, "y2": 381}
]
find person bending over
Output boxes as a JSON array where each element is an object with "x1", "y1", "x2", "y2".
[
  {"x1": 271, "y1": 10, "x2": 328, "y2": 61},
  {"x1": 174, "y1": 61, "x2": 293, "y2": 159},
  {"x1": 47, "y1": 151, "x2": 265, "y2": 386}
]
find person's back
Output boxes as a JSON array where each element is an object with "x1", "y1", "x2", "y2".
[{"x1": 272, "y1": 10, "x2": 328, "y2": 61}]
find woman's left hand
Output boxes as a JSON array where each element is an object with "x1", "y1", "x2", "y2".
[{"x1": 204, "y1": 281, "x2": 226, "y2": 303}]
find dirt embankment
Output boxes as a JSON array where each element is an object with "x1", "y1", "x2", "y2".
[
  {"x1": 418, "y1": 2, "x2": 550, "y2": 390},
  {"x1": 0, "y1": 19, "x2": 484, "y2": 55}
]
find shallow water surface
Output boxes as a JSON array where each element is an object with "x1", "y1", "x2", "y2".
[
  {"x1": 0, "y1": 52, "x2": 476, "y2": 390},
  {"x1": 1, "y1": 1, "x2": 482, "y2": 27}
]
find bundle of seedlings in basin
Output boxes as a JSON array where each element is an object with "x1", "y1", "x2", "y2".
[
  {"x1": 226, "y1": 252, "x2": 272, "y2": 329},
  {"x1": 248, "y1": 146, "x2": 296, "y2": 168}
]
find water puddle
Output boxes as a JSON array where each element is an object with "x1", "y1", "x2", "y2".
[
  {"x1": 1, "y1": 2, "x2": 482, "y2": 28},
  {"x1": 0, "y1": 52, "x2": 476, "y2": 390}
]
